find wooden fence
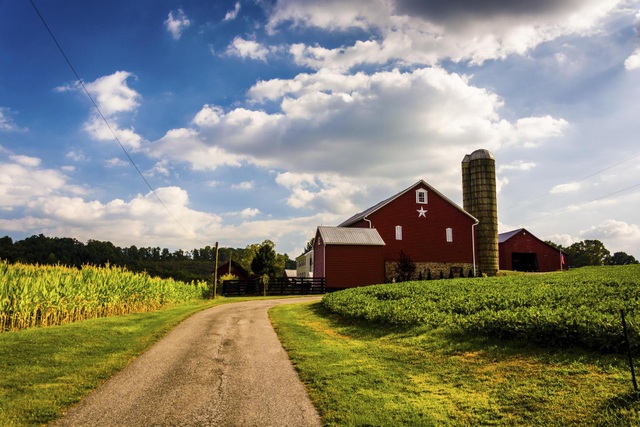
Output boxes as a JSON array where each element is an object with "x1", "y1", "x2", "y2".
[{"x1": 221, "y1": 277, "x2": 326, "y2": 297}]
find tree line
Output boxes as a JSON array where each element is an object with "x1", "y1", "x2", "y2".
[
  {"x1": 0, "y1": 234, "x2": 296, "y2": 284},
  {"x1": 545, "y1": 239, "x2": 638, "y2": 268}
]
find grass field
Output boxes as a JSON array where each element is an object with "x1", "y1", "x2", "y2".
[{"x1": 271, "y1": 266, "x2": 640, "y2": 426}]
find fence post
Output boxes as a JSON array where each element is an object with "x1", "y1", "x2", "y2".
[
  {"x1": 621, "y1": 309, "x2": 638, "y2": 394},
  {"x1": 212, "y1": 241, "x2": 219, "y2": 299}
]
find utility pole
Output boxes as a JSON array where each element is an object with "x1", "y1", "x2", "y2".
[{"x1": 212, "y1": 241, "x2": 219, "y2": 299}]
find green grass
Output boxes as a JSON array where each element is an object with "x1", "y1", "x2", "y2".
[
  {"x1": 0, "y1": 296, "x2": 265, "y2": 427},
  {"x1": 271, "y1": 301, "x2": 640, "y2": 426}
]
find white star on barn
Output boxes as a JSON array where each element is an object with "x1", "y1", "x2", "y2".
[{"x1": 417, "y1": 207, "x2": 427, "y2": 217}]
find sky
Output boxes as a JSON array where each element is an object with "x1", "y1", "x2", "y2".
[{"x1": 1, "y1": 0, "x2": 639, "y2": 259}]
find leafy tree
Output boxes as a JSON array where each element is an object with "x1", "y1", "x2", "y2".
[
  {"x1": 301, "y1": 237, "x2": 315, "y2": 256},
  {"x1": 565, "y1": 240, "x2": 611, "y2": 267},
  {"x1": 395, "y1": 251, "x2": 416, "y2": 282},
  {"x1": 0, "y1": 236, "x2": 16, "y2": 262},
  {"x1": 608, "y1": 251, "x2": 639, "y2": 265},
  {"x1": 251, "y1": 240, "x2": 279, "y2": 278}
]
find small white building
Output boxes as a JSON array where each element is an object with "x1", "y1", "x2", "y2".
[{"x1": 296, "y1": 250, "x2": 314, "y2": 278}]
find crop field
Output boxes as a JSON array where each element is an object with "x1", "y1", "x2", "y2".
[
  {"x1": 0, "y1": 261, "x2": 208, "y2": 331},
  {"x1": 272, "y1": 265, "x2": 640, "y2": 425},
  {"x1": 322, "y1": 265, "x2": 640, "y2": 353}
]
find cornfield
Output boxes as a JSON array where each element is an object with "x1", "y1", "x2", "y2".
[{"x1": 0, "y1": 261, "x2": 209, "y2": 332}]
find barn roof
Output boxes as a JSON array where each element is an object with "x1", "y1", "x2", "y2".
[
  {"x1": 317, "y1": 226, "x2": 385, "y2": 246},
  {"x1": 338, "y1": 179, "x2": 477, "y2": 227},
  {"x1": 499, "y1": 228, "x2": 558, "y2": 251},
  {"x1": 498, "y1": 228, "x2": 523, "y2": 243}
]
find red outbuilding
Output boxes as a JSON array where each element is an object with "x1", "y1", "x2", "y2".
[
  {"x1": 313, "y1": 226, "x2": 385, "y2": 289},
  {"x1": 499, "y1": 228, "x2": 565, "y2": 272}
]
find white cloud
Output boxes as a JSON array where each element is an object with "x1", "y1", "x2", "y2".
[
  {"x1": 240, "y1": 207, "x2": 260, "y2": 218},
  {"x1": 232, "y1": 181, "x2": 255, "y2": 190},
  {"x1": 504, "y1": 116, "x2": 569, "y2": 148},
  {"x1": 60, "y1": 71, "x2": 144, "y2": 150},
  {"x1": 275, "y1": 172, "x2": 318, "y2": 188},
  {"x1": 1, "y1": 186, "x2": 222, "y2": 248},
  {"x1": 226, "y1": 37, "x2": 270, "y2": 61},
  {"x1": 147, "y1": 160, "x2": 171, "y2": 177},
  {"x1": 625, "y1": 48, "x2": 640, "y2": 70},
  {"x1": 544, "y1": 233, "x2": 579, "y2": 247},
  {"x1": 192, "y1": 104, "x2": 224, "y2": 127},
  {"x1": 201, "y1": 69, "x2": 560, "y2": 177},
  {"x1": 145, "y1": 127, "x2": 244, "y2": 170},
  {"x1": 0, "y1": 160, "x2": 337, "y2": 253},
  {"x1": 224, "y1": 2, "x2": 241, "y2": 21},
  {"x1": 498, "y1": 161, "x2": 537, "y2": 173},
  {"x1": 0, "y1": 157, "x2": 68, "y2": 209},
  {"x1": 550, "y1": 182, "x2": 582, "y2": 194},
  {"x1": 581, "y1": 219, "x2": 640, "y2": 255},
  {"x1": 66, "y1": 151, "x2": 88, "y2": 162},
  {"x1": 275, "y1": 172, "x2": 364, "y2": 213},
  {"x1": 105, "y1": 157, "x2": 128, "y2": 168},
  {"x1": 84, "y1": 113, "x2": 143, "y2": 149},
  {"x1": 0, "y1": 108, "x2": 25, "y2": 132},
  {"x1": 83, "y1": 71, "x2": 140, "y2": 116},
  {"x1": 164, "y1": 9, "x2": 191, "y2": 40},
  {"x1": 267, "y1": 0, "x2": 623, "y2": 69},
  {"x1": 9, "y1": 155, "x2": 40, "y2": 168},
  {"x1": 146, "y1": 67, "x2": 570, "y2": 212}
]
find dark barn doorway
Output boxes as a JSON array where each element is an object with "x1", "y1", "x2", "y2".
[{"x1": 512, "y1": 253, "x2": 539, "y2": 272}]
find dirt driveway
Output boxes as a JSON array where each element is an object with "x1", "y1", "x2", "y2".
[{"x1": 51, "y1": 297, "x2": 323, "y2": 427}]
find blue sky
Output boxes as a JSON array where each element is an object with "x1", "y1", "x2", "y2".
[{"x1": 1, "y1": 0, "x2": 639, "y2": 258}]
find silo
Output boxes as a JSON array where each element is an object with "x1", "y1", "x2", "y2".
[{"x1": 462, "y1": 149, "x2": 499, "y2": 276}]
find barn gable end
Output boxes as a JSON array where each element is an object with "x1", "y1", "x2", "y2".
[{"x1": 339, "y1": 180, "x2": 478, "y2": 277}]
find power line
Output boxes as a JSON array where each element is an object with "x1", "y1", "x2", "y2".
[
  {"x1": 29, "y1": 0, "x2": 207, "y2": 247},
  {"x1": 502, "y1": 150, "x2": 640, "y2": 212},
  {"x1": 521, "y1": 182, "x2": 640, "y2": 225}
]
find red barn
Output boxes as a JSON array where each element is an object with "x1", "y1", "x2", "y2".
[
  {"x1": 314, "y1": 180, "x2": 479, "y2": 289},
  {"x1": 499, "y1": 228, "x2": 565, "y2": 272}
]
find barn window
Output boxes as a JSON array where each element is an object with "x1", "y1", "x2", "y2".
[
  {"x1": 446, "y1": 227, "x2": 453, "y2": 242},
  {"x1": 416, "y1": 189, "x2": 428, "y2": 204},
  {"x1": 395, "y1": 225, "x2": 402, "y2": 240}
]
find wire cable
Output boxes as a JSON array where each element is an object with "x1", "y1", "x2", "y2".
[
  {"x1": 29, "y1": 0, "x2": 207, "y2": 247},
  {"x1": 521, "y1": 182, "x2": 640, "y2": 225},
  {"x1": 502, "y1": 150, "x2": 640, "y2": 212}
]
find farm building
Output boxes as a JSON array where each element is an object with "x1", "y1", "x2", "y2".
[
  {"x1": 312, "y1": 226, "x2": 386, "y2": 289},
  {"x1": 312, "y1": 179, "x2": 479, "y2": 289},
  {"x1": 216, "y1": 260, "x2": 252, "y2": 281},
  {"x1": 499, "y1": 228, "x2": 565, "y2": 272},
  {"x1": 295, "y1": 250, "x2": 314, "y2": 278},
  {"x1": 306, "y1": 148, "x2": 508, "y2": 289}
]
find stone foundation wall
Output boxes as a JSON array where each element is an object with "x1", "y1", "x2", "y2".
[{"x1": 385, "y1": 261, "x2": 475, "y2": 282}]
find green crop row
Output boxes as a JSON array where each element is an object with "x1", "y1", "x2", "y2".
[
  {"x1": 322, "y1": 265, "x2": 640, "y2": 353},
  {"x1": 0, "y1": 261, "x2": 209, "y2": 331}
]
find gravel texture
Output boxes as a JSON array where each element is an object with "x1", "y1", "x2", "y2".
[{"x1": 51, "y1": 297, "x2": 323, "y2": 427}]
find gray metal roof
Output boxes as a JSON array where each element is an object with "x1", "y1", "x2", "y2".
[
  {"x1": 498, "y1": 228, "x2": 524, "y2": 244},
  {"x1": 317, "y1": 226, "x2": 385, "y2": 246}
]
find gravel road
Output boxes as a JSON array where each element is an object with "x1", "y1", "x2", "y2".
[{"x1": 51, "y1": 297, "x2": 323, "y2": 427}]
